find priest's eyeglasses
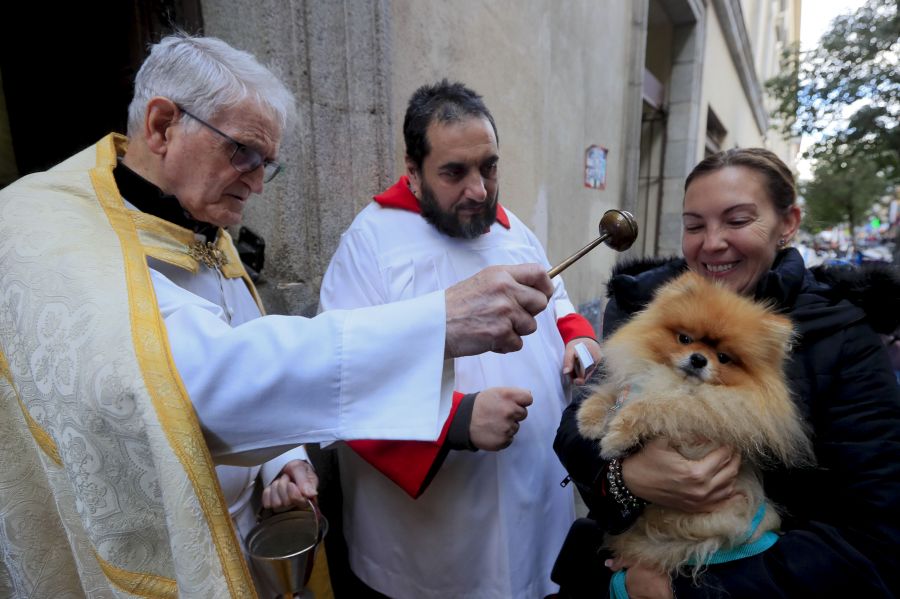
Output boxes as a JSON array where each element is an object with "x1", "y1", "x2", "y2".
[{"x1": 177, "y1": 105, "x2": 283, "y2": 183}]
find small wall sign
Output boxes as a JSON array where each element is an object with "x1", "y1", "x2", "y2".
[{"x1": 584, "y1": 145, "x2": 608, "y2": 190}]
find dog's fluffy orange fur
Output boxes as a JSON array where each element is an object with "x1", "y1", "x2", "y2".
[{"x1": 577, "y1": 271, "x2": 813, "y2": 573}]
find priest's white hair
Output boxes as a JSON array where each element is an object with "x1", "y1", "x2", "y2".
[{"x1": 127, "y1": 31, "x2": 297, "y2": 139}]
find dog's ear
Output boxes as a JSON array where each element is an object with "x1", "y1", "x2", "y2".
[{"x1": 758, "y1": 312, "x2": 795, "y2": 358}]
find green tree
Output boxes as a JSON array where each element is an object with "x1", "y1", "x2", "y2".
[
  {"x1": 767, "y1": 0, "x2": 899, "y2": 176},
  {"x1": 801, "y1": 152, "x2": 889, "y2": 233}
]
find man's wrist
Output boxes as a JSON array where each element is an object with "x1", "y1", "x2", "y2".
[{"x1": 446, "y1": 392, "x2": 478, "y2": 451}]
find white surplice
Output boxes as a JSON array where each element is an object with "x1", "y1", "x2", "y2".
[
  {"x1": 320, "y1": 199, "x2": 578, "y2": 599},
  {"x1": 149, "y1": 254, "x2": 454, "y2": 466},
  {"x1": 146, "y1": 254, "x2": 309, "y2": 545}
]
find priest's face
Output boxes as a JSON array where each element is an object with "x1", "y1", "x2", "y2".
[
  {"x1": 408, "y1": 116, "x2": 499, "y2": 239},
  {"x1": 166, "y1": 99, "x2": 281, "y2": 227}
]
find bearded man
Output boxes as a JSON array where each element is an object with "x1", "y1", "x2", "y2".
[{"x1": 320, "y1": 80, "x2": 603, "y2": 599}]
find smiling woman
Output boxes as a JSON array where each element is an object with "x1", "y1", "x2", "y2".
[
  {"x1": 553, "y1": 148, "x2": 900, "y2": 598},
  {"x1": 681, "y1": 150, "x2": 801, "y2": 296}
]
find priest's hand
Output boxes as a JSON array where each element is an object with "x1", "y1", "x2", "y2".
[
  {"x1": 444, "y1": 264, "x2": 553, "y2": 358},
  {"x1": 469, "y1": 387, "x2": 533, "y2": 450},
  {"x1": 262, "y1": 459, "x2": 318, "y2": 512}
]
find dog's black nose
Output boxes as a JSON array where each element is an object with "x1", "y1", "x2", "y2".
[{"x1": 689, "y1": 353, "x2": 707, "y2": 369}]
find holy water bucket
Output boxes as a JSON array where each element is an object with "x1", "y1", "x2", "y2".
[{"x1": 245, "y1": 501, "x2": 328, "y2": 599}]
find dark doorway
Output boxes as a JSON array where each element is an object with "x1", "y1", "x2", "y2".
[{"x1": 0, "y1": 1, "x2": 202, "y2": 184}]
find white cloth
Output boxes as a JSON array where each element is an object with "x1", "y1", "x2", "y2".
[
  {"x1": 149, "y1": 259, "x2": 454, "y2": 466},
  {"x1": 320, "y1": 202, "x2": 578, "y2": 599},
  {"x1": 145, "y1": 210, "x2": 457, "y2": 597},
  {"x1": 147, "y1": 254, "x2": 309, "y2": 544}
]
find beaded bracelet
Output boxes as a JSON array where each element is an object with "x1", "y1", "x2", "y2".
[{"x1": 606, "y1": 456, "x2": 648, "y2": 516}]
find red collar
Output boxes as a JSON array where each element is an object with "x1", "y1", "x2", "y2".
[{"x1": 373, "y1": 175, "x2": 510, "y2": 229}]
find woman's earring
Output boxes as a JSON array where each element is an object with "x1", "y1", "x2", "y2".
[{"x1": 778, "y1": 238, "x2": 786, "y2": 247}]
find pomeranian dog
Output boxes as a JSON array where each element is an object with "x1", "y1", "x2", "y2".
[{"x1": 577, "y1": 271, "x2": 813, "y2": 574}]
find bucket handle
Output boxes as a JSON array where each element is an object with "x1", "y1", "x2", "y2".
[{"x1": 257, "y1": 497, "x2": 322, "y2": 538}]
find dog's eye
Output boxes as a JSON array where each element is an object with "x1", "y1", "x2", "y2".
[
  {"x1": 717, "y1": 352, "x2": 732, "y2": 364},
  {"x1": 678, "y1": 333, "x2": 693, "y2": 345}
]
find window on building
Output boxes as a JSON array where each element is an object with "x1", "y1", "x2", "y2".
[{"x1": 705, "y1": 107, "x2": 728, "y2": 156}]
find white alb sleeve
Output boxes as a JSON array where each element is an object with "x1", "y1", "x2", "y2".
[{"x1": 150, "y1": 269, "x2": 452, "y2": 465}]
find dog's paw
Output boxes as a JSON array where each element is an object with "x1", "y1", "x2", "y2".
[
  {"x1": 576, "y1": 400, "x2": 607, "y2": 439},
  {"x1": 599, "y1": 427, "x2": 637, "y2": 458},
  {"x1": 599, "y1": 406, "x2": 650, "y2": 456},
  {"x1": 577, "y1": 390, "x2": 616, "y2": 439}
]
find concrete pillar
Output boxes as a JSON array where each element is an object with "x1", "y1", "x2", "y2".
[
  {"x1": 201, "y1": 0, "x2": 395, "y2": 316},
  {"x1": 621, "y1": 0, "x2": 649, "y2": 260},
  {"x1": 657, "y1": 4, "x2": 705, "y2": 256}
]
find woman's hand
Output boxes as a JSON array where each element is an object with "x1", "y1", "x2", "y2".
[
  {"x1": 261, "y1": 459, "x2": 318, "y2": 512},
  {"x1": 562, "y1": 337, "x2": 603, "y2": 385},
  {"x1": 621, "y1": 438, "x2": 740, "y2": 512},
  {"x1": 607, "y1": 557, "x2": 673, "y2": 599}
]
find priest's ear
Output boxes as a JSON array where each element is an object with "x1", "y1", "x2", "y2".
[{"x1": 143, "y1": 97, "x2": 180, "y2": 156}]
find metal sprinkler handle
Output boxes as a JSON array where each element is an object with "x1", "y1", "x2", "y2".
[{"x1": 547, "y1": 209, "x2": 639, "y2": 278}]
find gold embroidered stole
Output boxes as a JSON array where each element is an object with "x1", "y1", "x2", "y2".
[{"x1": 0, "y1": 134, "x2": 258, "y2": 597}]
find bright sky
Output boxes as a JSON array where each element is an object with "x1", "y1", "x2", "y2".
[
  {"x1": 799, "y1": 0, "x2": 867, "y2": 50},
  {"x1": 795, "y1": 0, "x2": 868, "y2": 179}
]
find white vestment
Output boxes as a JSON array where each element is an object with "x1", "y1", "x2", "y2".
[
  {"x1": 0, "y1": 135, "x2": 454, "y2": 598},
  {"x1": 146, "y1": 251, "x2": 308, "y2": 556},
  {"x1": 149, "y1": 249, "x2": 454, "y2": 465},
  {"x1": 320, "y1": 191, "x2": 580, "y2": 599}
]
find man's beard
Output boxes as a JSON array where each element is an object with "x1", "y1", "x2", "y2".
[{"x1": 418, "y1": 180, "x2": 499, "y2": 239}]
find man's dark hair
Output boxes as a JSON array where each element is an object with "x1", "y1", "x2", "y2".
[{"x1": 403, "y1": 79, "x2": 498, "y2": 170}]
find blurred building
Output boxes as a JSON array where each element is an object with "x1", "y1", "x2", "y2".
[
  {"x1": 0, "y1": 0, "x2": 801, "y2": 316},
  {"x1": 640, "y1": 0, "x2": 802, "y2": 258}
]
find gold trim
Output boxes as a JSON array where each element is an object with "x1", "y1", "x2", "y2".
[
  {"x1": 0, "y1": 348, "x2": 63, "y2": 466},
  {"x1": 217, "y1": 230, "x2": 266, "y2": 314},
  {"x1": 143, "y1": 246, "x2": 200, "y2": 272},
  {"x1": 130, "y1": 203, "x2": 251, "y2": 281},
  {"x1": 131, "y1": 212, "x2": 200, "y2": 273},
  {"x1": 90, "y1": 134, "x2": 254, "y2": 597},
  {"x1": 242, "y1": 272, "x2": 266, "y2": 316},
  {"x1": 95, "y1": 550, "x2": 178, "y2": 599},
  {"x1": 217, "y1": 231, "x2": 245, "y2": 279},
  {"x1": 131, "y1": 211, "x2": 196, "y2": 246}
]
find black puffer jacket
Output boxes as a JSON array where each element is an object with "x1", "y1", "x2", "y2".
[{"x1": 554, "y1": 249, "x2": 900, "y2": 598}]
